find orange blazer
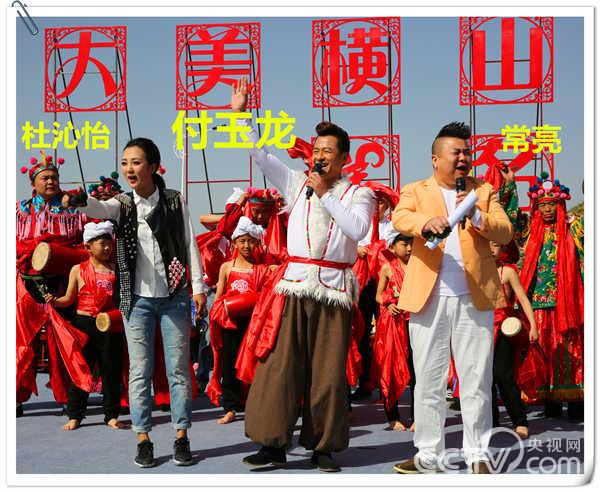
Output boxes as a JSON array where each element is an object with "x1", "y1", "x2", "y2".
[{"x1": 391, "y1": 176, "x2": 513, "y2": 313}]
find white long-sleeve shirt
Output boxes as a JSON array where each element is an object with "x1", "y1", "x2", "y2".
[
  {"x1": 242, "y1": 118, "x2": 375, "y2": 307},
  {"x1": 81, "y1": 188, "x2": 208, "y2": 297},
  {"x1": 435, "y1": 187, "x2": 483, "y2": 297}
]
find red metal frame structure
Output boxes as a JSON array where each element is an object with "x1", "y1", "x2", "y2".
[
  {"x1": 177, "y1": 23, "x2": 262, "y2": 212},
  {"x1": 471, "y1": 133, "x2": 555, "y2": 212},
  {"x1": 45, "y1": 26, "x2": 127, "y2": 112},
  {"x1": 462, "y1": 17, "x2": 556, "y2": 209},
  {"x1": 44, "y1": 26, "x2": 130, "y2": 187},
  {"x1": 459, "y1": 17, "x2": 553, "y2": 106},
  {"x1": 312, "y1": 17, "x2": 401, "y2": 191},
  {"x1": 312, "y1": 17, "x2": 401, "y2": 108},
  {"x1": 176, "y1": 23, "x2": 261, "y2": 110},
  {"x1": 311, "y1": 135, "x2": 400, "y2": 190}
]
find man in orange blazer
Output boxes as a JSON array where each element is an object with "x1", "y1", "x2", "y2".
[{"x1": 391, "y1": 122, "x2": 512, "y2": 474}]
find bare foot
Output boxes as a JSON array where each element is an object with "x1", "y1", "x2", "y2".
[
  {"x1": 106, "y1": 418, "x2": 128, "y2": 429},
  {"x1": 515, "y1": 426, "x2": 529, "y2": 439},
  {"x1": 62, "y1": 419, "x2": 81, "y2": 431},
  {"x1": 217, "y1": 411, "x2": 236, "y2": 424},
  {"x1": 409, "y1": 422, "x2": 415, "y2": 432},
  {"x1": 387, "y1": 420, "x2": 406, "y2": 431}
]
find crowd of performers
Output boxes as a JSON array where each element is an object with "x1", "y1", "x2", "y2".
[{"x1": 16, "y1": 80, "x2": 584, "y2": 473}]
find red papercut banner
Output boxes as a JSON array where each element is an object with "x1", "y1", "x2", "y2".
[
  {"x1": 312, "y1": 17, "x2": 401, "y2": 108},
  {"x1": 44, "y1": 26, "x2": 127, "y2": 112},
  {"x1": 176, "y1": 23, "x2": 261, "y2": 110},
  {"x1": 459, "y1": 17, "x2": 554, "y2": 106},
  {"x1": 312, "y1": 135, "x2": 401, "y2": 190},
  {"x1": 471, "y1": 133, "x2": 555, "y2": 211}
]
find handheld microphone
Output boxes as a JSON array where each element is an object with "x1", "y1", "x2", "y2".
[
  {"x1": 306, "y1": 161, "x2": 325, "y2": 199},
  {"x1": 456, "y1": 176, "x2": 466, "y2": 228}
]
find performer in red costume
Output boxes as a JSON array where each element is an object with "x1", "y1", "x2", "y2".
[
  {"x1": 206, "y1": 217, "x2": 270, "y2": 424},
  {"x1": 45, "y1": 221, "x2": 126, "y2": 431},
  {"x1": 351, "y1": 182, "x2": 398, "y2": 401},
  {"x1": 16, "y1": 152, "x2": 89, "y2": 417},
  {"x1": 373, "y1": 228, "x2": 414, "y2": 432},
  {"x1": 489, "y1": 240, "x2": 538, "y2": 439},
  {"x1": 519, "y1": 173, "x2": 584, "y2": 420},
  {"x1": 197, "y1": 187, "x2": 287, "y2": 286}
]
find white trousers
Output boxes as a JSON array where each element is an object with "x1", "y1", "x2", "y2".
[{"x1": 409, "y1": 294, "x2": 494, "y2": 466}]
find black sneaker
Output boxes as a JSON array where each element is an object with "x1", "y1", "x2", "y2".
[
  {"x1": 134, "y1": 440, "x2": 156, "y2": 468},
  {"x1": 311, "y1": 451, "x2": 341, "y2": 472},
  {"x1": 242, "y1": 446, "x2": 286, "y2": 467},
  {"x1": 172, "y1": 437, "x2": 193, "y2": 466}
]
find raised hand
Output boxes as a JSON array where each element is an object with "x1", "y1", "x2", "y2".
[{"x1": 231, "y1": 77, "x2": 249, "y2": 112}]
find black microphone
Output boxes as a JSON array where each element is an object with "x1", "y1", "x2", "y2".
[
  {"x1": 456, "y1": 176, "x2": 466, "y2": 228},
  {"x1": 306, "y1": 161, "x2": 325, "y2": 199}
]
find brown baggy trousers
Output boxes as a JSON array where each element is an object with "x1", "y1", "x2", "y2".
[{"x1": 245, "y1": 295, "x2": 352, "y2": 452}]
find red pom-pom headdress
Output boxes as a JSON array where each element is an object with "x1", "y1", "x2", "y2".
[
  {"x1": 20, "y1": 151, "x2": 64, "y2": 182},
  {"x1": 527, "y1": 171, "x2": 571, "y2": 208}
]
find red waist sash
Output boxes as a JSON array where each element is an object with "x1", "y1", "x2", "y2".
[{"x1": 287, "y1": 256, "x2": 353, "y2": 270}]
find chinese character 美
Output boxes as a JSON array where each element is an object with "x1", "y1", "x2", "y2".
[
  {"x1": 213, "y1": 112, "x2": 253, "y2": 149},
  {"x1": 185, "y1": 28, "x2": 253, "y2": 97},
  {"x1": 255, "y1": 110, "x2": 296, "y2": 149},
  {"x1": 565, "y1": 438, "x2": 581, "y2": 453},
  {"x1": 501, "y1": 124, "x2": 531, "y2": 154},
  {"x1": 21, "y1": 121, "x2": 51, "y2": 150},
  {"x1": 171, "y1": 110, "x2": 214, "y2": 150},
  {"x1": 531, "y1": 124, "x2": 562, "y2": 154},
  {"x1": 545, "y1": 438, "x2": 562, "y2": 453}
]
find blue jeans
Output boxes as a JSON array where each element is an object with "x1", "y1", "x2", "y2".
[{"x1": 123, "y1": 291, "x2": 192, "y2": 433}]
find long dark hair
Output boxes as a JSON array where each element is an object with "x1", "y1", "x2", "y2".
[{"x1": 124, "y1": 137, "x2": 165, "y2": 190}]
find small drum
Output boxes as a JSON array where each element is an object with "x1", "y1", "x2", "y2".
[
  {"x1": 96, "y1": 309, "x2": 124, "y2": 333},
  {"x1": 224, "y1": 292, "x2": 259, "y2": 321},
  {"x1": 31, "y1": 242, "x2": 89, "y2": 276},
  {"x1": 501, "y1": 316, "x2": 529, "y2": 347}
]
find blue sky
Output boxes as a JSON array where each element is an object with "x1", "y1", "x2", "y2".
[{"x1": 16, "y1": 16, "x2": 584, "y2": 222}]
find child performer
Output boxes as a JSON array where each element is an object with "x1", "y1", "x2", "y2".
[
  {"x1": 45, "y1": 221, "x2": 125, "y2": 431},
  {"x1": 207, "y1": 217, "x2": 270, "y2": 424},
  {"x1": 373, "y1": 228, "x2": 415, "y2": 432},
  {"x1": 489, "y1": 240, "x2": 538, "y2": 439}
]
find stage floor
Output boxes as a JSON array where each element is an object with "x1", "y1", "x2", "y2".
[{"x1": 16, "y1": 374, "x2": 584, "y2": 475}]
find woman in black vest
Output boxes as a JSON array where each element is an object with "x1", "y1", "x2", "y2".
[{"x1": 64, "y1": 138, "x2": 208, "y2": 468}]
